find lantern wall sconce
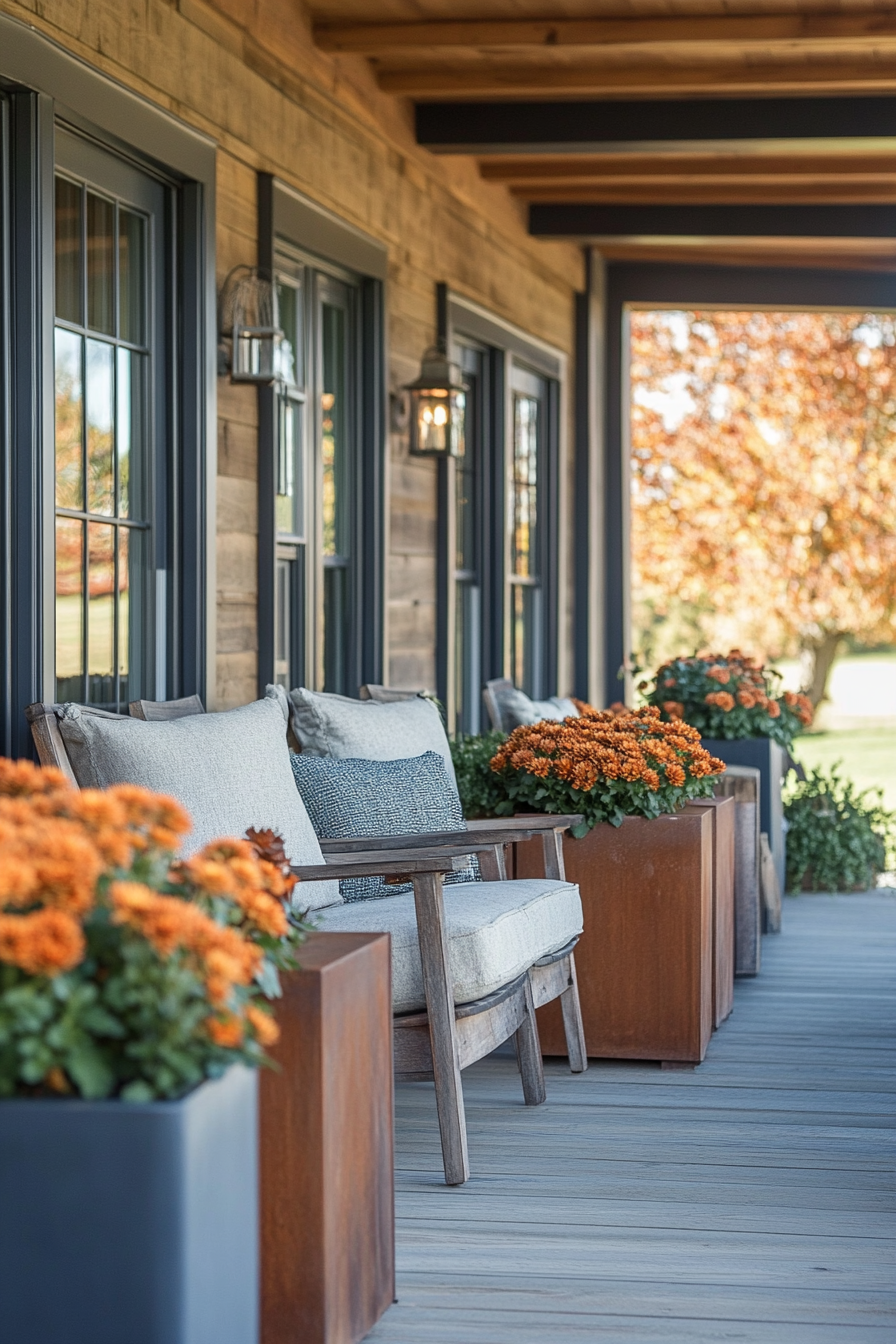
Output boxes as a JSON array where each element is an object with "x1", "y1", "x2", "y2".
[
  {"x1": 218, "y1": 265, "x2": 282, "y2": 384},
  {"x1": 402, "y1": 346, "x2": 467, "y2": 457}
]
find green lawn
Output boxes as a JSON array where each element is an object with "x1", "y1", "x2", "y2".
[{"x1": 791, "y1": 727, "x2": 896, "y2": 813}]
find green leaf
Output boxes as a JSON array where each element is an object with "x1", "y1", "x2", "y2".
[{"x1": 65, "y1": 1040, "x2": 115, "y2": 1099}]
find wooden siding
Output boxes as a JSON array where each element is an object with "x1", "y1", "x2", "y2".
[
  {"x1": 373, "y1": 893, "x2": 896, "y2": 1341},
  {"x1": 4, "y1": 0, "x2": 582, "y2": 705}
]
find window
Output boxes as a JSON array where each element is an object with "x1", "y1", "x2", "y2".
[
  {"x1": 53, "y1": 131, "x2": 167, "y2": 711},
  {"x1": 0, "y1": 31, "x2": 213, "y2": 760},
  {"x1": 450, "y1": 344, "x2": 483, "y2": 735},
  {"x1": 509, "y1": 365, "x2": 547, "y2": 699},
  {"x1": 272, "y1": 249, "x2": 358, "y2": 694}
]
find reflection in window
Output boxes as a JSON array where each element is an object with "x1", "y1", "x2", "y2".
[
  {"x1": 509, "y1": 390, "x2": 542, "y2": 697},
  {"x1": 54, "y1": 172, "x2": 152, "y2": 710}
]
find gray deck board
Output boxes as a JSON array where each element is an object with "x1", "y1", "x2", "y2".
[{"x1": 368, "y1": 893, "x2": 896, "y2": 1342}]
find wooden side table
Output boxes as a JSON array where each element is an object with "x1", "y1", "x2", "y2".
[
  {"x1": 685, "y1": 797, "x2": 735, "y2": 1027},
  {"x1": 260, "y1": 932, "x2": 394, "y2": 1344}
]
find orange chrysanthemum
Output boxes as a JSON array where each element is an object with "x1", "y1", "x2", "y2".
[{"x1": 0, "y1": 907, "x2": 85, "y2": 976}]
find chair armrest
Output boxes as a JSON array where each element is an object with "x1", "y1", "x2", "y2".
[
  {"x1": 465, "y1": 814, "x2": 582, "y2": 834},
  {"x1": 290, "y1": 849, "x2": 460, "y2": 882},
  {"x1": 318, "y1": 818, "x2": 581, "y2": 857}
]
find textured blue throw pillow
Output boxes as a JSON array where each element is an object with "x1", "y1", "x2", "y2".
[{"x1": 290, "y1": 751, "x2": 479, "y2": 902}]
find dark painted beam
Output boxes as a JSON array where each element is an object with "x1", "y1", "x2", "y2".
[
  {"x1": 416, "y1": 96, "x2": 896, "y2": 154},
  {"x1": 530, "y1": 203, "x2": 896, "y2": 238}
]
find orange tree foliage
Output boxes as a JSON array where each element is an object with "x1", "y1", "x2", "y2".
[{"x1": 629, "y1": 311, "x2": 896, "y2": 689}]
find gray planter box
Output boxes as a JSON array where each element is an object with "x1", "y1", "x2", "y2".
[
  {"x1": 702, "y1": 737, "x2": 786, "y2": 900},
  {"x1": 0, "y1": 1064, "x2": 258, "y2": 1344}
]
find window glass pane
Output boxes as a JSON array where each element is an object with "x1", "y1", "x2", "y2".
[
  {"x1": 87, "y1": 522, "x2": 116, "y2": 704},
  {"x1": 118, "y1": 528, "x2": 130, "y2": 700},
  {"x1": 55, "y1": 177, "x2": 82, "y2": 324},
  {"x1": 323, "y1": 564, "x2": 348, "y2": 695},
  {"x1": 511, "y1": 583, "x2": 541, "y2": 698},
  {"x1": 56, "y1": 517, "x2": 84, "y2": 700},
  {"x1": 118, "y1": 208, "x2": 146, "y2": 345},
  {"x1": 86, "y1": 339, "x2": 115, "y2": 515},
  {"x1": 321, "y1": 302, "x2": 347, "y2": 560},
  {"x1": 456, "y1": 386, "x2": 476, "y2": 573},
  {"x1": 116, "y1": 348, "x2": 148, "y2": 520},
  {"x1": 276, "y1": 396, "x2": 304, "y2": 537},
  {"x1": 275, "y1": 278, "x2": 302, "y2": 386},
  {"x1": 86, "y1": 192, "x2": 115, "y2": 335},
  {"x1": 512, "y1": 395, "x2": 539, "y2": 578},
  {"x1": 55, "y1": 329, "x2": 83, "y2": 510}
]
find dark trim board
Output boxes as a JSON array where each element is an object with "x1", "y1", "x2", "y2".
[
  {"x1": 0, "y1": 14, "x2": 216, "y2": 751},
  {"x1": 532, "y1": 204, "x2": 896, "y2": 241},
  {"x1": 416, "y1": 96, "x2": 896, "y2": 155},
  {"x1": 602, "y1": 260, "x2": 896, "y2": 706}
]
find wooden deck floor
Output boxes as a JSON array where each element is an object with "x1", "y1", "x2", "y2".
[{"x1": 369, "y1": 893, "x2": 896, "y2": 1343}]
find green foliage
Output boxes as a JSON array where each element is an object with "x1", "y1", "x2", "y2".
[
  {"x1": 450, "y1": 731, "x2": 512, "y2": 819},
  {"x1": 0, "y1": 897, "x2": 307, "y2": 1101},
  {"x1": 784, "y1": 765, "x2": 895, "y2": 893}
]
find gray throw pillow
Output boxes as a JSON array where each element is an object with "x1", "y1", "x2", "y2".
[
  {"x1": 55, "y1": 687, "x2": 341, "y2": 911},
  {"x1": 283, "y1": 686, "x2": 456, "y2": 786},
  {"x1": 290, "y1": 751, "x2": 479, "y2": 902},
  {"x1": 496, "y1": 688, "x2": 580, "y2": 732}
]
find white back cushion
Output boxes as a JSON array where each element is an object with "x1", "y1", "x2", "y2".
[
  {"x1": 56, "y1": 688, "x2": 341, "y2": 910},
  {"x1": 285, "y1": 686, "x2": 456, "y2": 786}
]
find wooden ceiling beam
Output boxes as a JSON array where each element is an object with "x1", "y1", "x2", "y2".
[
  {"x1": 416, "y1": 96, "x2": 896, "y2": 153},
  {"x1": 513, "y1": 179, "x2": 896, "y2": 205},
  {"x1": 379, "y1": 58, "x2": 896, "y2": 99},
  {"x1": 314, "y1": 12, "x2": 896, "y2": 54},
  {"x1": 479, "y1": 154, "x2": 896, "y2": 183},
  {"x1": 528, "y1": 202, "x2": 896, "y2": 237}
]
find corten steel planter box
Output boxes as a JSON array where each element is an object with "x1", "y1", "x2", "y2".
[
  {"x1": 260, "y1": 931, "x2": 394, "y2": 1344},
  {"x1": 518, "y1": 811, "x2": 713, "y2": 1064},
  {"x1": 712, "y1": 766, "x2": 762, "y2": 977},
  {"x1": 702, "y1": 737, "x2": 786, "y2": 899},
  {"x1": 684, "y1": 796, "x2": 736, "y2": 1028},
  {"x1": 0, "y1": 1064, "x2": 258, "y2": 1344}
]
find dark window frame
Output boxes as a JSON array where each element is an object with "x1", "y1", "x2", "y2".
[
  {"x1": 602, "y1": 259, "x2": 896, "y2": 706},
  {"x1": 0, "y1": 13, "x2": 216, "y2": 756},
  {"x1": 256, "y1": 173, "x2": 386, "y2": 696},
  {"x1": 439, "y1": 288, "x2": 564, "y2": 724}
]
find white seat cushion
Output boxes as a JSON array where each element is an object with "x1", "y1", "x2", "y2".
[{"x1": 315, "y1": 878, "x2": 583, "y2": 1014}]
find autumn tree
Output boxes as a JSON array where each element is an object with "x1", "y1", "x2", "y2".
[{"x1": 629, "y1": 310, "x2": 896, "y2": 706}]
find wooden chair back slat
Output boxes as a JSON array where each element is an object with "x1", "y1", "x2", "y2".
[
  {"x1": 129, "y1": 695, "x2": 205, "y2": 721},
  {"x1": 482, "y1": 678, "x2": 514, "y2": 733}
]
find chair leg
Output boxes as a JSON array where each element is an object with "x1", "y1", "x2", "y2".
[
  {"x1": 514, "y1": 977, "x2": 547, "y2": 1106},
  {"x1": 560, "y1": 952, "x2": 588, "y2": 1074},
  {"x1": 411, "y1": 871, "x2": 470, "y2": 1185}
]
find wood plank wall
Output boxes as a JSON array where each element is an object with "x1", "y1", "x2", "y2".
[{"x1": 3, "y1": 0, "x2": 582, "y2": 706}]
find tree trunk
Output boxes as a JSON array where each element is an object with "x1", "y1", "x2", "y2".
[{"x1": 803, "y1": 632, "x2": 844, "y2": 709}]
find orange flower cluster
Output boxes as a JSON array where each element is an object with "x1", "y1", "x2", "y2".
[
  {"x1": 0, "y1": 757, "x2": 293, "y2": 1055},
  {"x1": 705, "y1": 691, "x2": 736, "y2": 712},
  {"x1": 110, "y1": 881, "x2": 265, "y2": 1017},
  {"x1": 491, "y1": 706, "x2": 724, "y2": 795},
  {"x1": 783, "y1": 690, "x2": 814, "y2": 726}
]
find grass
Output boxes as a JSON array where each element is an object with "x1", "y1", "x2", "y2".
[{"x1": 791, "y1": 727, "x2": 896, "y2": 813}]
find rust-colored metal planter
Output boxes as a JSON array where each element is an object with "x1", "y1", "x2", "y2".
[
  {"x1": 518, "y1": 812, "x2": 713, "y2": 1064},
  {"x1": 260, "y1": 931, "x2": 394, "y2": 1344},
  {"x1": 685, "y1": 797, "x2": 735, "y2": 1028}
]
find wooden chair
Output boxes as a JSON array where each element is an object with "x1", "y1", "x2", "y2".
[
  {"x1": 483, "y1": 677, "x2": 515, "y2": 732},
  {"x1": 26, "y1": 699, "x2": 587, "y2": 1186}
]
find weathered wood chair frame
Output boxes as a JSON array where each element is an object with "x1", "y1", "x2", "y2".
[{"x1": 27, "y1": 699, "x2": 587, "y2": 1186}]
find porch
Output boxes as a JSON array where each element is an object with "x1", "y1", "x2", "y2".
[{"x1": 376, "y1": 893, "x2": 896, "y2": 1343}]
